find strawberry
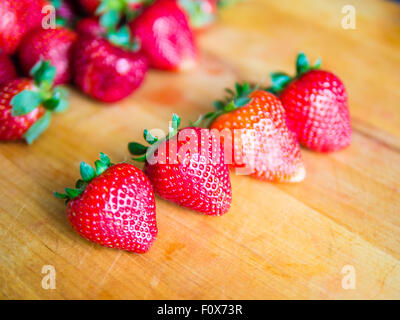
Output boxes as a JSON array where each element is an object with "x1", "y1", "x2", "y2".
[
  {"x1": 55, "y1": 153, "x2": 158, "y2": 253},
  {"x1": 0, "y1": 54, "x2": 17, "y2": 86},
  {"x1": 75, "y1": 17, "x2": 107, "y2": 38},
  {"x1": 19, "y1": 27, "x2": 78, "y2": 85},
  {"x1": 0, "y1": 61, "x2": 69, "y2": 144},
  {"x1": 72, "y1": 26, "x2": 148, "y2": 103},
  {"x1": 178, "y1": 0, "x2": 217, "y2": 30},
  {"x1": 0, "y1": 0, "x2": 49, "y2": 54},
  {"x1": 267, "y1": 53, "x2": 352, "y2": 152},
  {"x1": 129, "y1": 0, "x2": 198, "y2": 70},
  {"x1": 129, "y1": 114, "x2": 232, "y2": 216},
  {"x1": 203, "y1": 83, "x2": 305, "y2": 183}
]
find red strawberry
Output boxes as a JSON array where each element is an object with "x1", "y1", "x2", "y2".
[
  {"x1": 129, "y1": 114, "x2": 232, "y2": 216},
  {"x1": 205, "y1": 84, "x2": 305, "y2": 183},
  {"x1": 55, "y1": 153, "x2": 158, "y2": 253},
  {"x1": 129, "y1": 0, "x2": 198, "y2": 71},
  {"x1": 75, "y1": 17, "x2": 106, "y2": 38},
  {"x1": 178, "y1": 0, "x2": 217, "y2": 30},
  {"x1": 19, "y1": 27, "x2": 78, "y2": 85},
  {"x1": 0, "y1": 61, "x2": 69, "y2": 144},
  {"x1": 0, "y1": 0, "x2": 49, "y2": 54},
  {"x1": 0, "y1": 53, "x2": 17, "y2": 86},
  {"x1": 72, "y1": 27, "x2": 148, "y2": 103},
  {"x1": 268, "y1": 53, "x2": 352, "y2": 152}
]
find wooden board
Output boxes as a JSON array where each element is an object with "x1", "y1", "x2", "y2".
[{"x1": 1, "y1": 0, "x2": 400, "y2": 299}]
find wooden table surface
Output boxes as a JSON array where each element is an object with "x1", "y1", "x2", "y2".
[{"x1": 1, "y1": 0, "x2": 400, "y2": 299}]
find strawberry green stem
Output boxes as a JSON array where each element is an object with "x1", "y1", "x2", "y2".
[
  {"x1": 266, "y1": 52, "x2": 321, "y2": 95},
  {"x1": 192, "y1": 82, "x2": 255, "y2": 128},
  {"x1": 95, "y1": 1, "x2": 148, "y2": 51},
  {"x1": 97, "y1": 0, "x2": 152, "y2": 33},
  {"x1": 128, "y1": 113, "x2": 182, "y2": 162},
  {"x1": 54, "y1": 153, "x2": 113, "y2": 204}
]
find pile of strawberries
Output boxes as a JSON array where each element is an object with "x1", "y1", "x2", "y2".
[
  {"x1": 55, "y1": 52, "x2": 352, "y2": 254},
  {"x1": 0, "y1": 1, "x2": 352, "y2": 254},
  {"x1": 0, "y1": 0, "x2": 221, "y2": 143}
]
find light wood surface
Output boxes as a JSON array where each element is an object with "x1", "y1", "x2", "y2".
[{"x1": 1, "y1": 0, "x2": 400, "y2": 299}]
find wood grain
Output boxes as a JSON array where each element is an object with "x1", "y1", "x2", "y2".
[{"x1": 1, "y1": 0, "x2": 399, "y2": 299}]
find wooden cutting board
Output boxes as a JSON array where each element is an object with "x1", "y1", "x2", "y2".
[{"x1": 1, "y1": 0, "x2": 400, "y2": 299}]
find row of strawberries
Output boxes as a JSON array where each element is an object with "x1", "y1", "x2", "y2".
[
  {"x1": 0, "y1": 0, "x2": 351, "y2": 253},
  {"x1": 54, "y1": 53, "x2": 352, "y2": 253},
  {"x1": 0, "y1": 0, "x2": 221, "y2": 142}
]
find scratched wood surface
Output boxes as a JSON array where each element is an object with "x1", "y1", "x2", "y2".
[{"x1": 1, "y1": 0, "x2": 400, "y2": 299}]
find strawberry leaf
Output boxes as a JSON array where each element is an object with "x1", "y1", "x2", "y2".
[
  {"x1": 95, "y1": 160, "x2": 108, "y2": 176},
  {"x1": 11, "y1": 91, "x2": 42, "y2": 116},
  {"x1": 266, "y1": 52, "x2": 322, "y2": 96},
  {"x1": 51, "y1": 87, "x2": 69, "y2": 113},
  {"x1": 55, "y1": 153, "x2": 113, "y2": 204},
  {"x1": 95, "y1": 152, "x2": 112, "y2": 175},
  {"x1": 54, "y1": 191, "x2": 68, "y2": 199},
  {"x1": 56, "y1": 17, "x2": 68, "y2": 27},
  {"x1": 314, "y1": 57, "x2": 322, "y2": 69},
  {"x1": 224, "y1": 101, "x2": 236, "y2": 112},
  {"x1": 270, "y1": 72, "x2": 292, "y2": 93},
  {"x1": 65, "y1": 188, "x2": 83, "y2": 199},
  {"x1": 235, "y1": 97, "x2": 251, "y2": 107},
  {"x1": 296, "y1": 52, "x2": 310, "y2": 75},
  {"x1": 171, "y1": 113, "x2": 181, "y2": 132},
  {"x1": 42, "y1": 96, "x2": 61, "y2": 110},
  {"x1": 242, "y1": 82, "x2": 251, "y2": 93},
  {"x1": 213, "y1": 100, "x2": 225, "y2": 111},
  {"x1": 108, "y1": 25, "x2": 132, "y2": 48},
  {"x1": 50, "y1": 0, "x2": 62, "y2": 9},
  {"x1": 31, "y1": 60, "x2": 56, "y2": 87},
  {"x1": 130, "y1": 114, "x2": 183, "y2": 162},
  {"x1": 80, "y1": 162, "x2": 96, "y2": 182},
  {"x1": 100, "y1": 9, "x2": 120, "y2": 30},
  {"x1": 75, "y1": 179, "x2": 87, "y2": 189},
  {"x1": 144, "y1": 129, "x2": 158, "y2": 145},
  {"x1": 132, "y1": 155, "x2": 147, "y2": 162},
  {"x1": 128, "y1": 142, "x2": 148, "y2": 155},
  {"x1": 24, "y1": 111, "x2": 52, "y2": 144},
  {"x1": 99, "y1": 152, "x2": 111, "y2": 166}
]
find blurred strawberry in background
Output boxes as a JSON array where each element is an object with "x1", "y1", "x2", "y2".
[
  {"x1": 72, "y1": 26, "x2": 148, "y2": 102},
  {"x1": 0, "y1": 0, "x2": 49, "y2": 54},
  {"x1": 19, "y1": 27, "x2": 78, "y2": 85},
  {"x1": 0, "y1": 0, "x2": 235, "y2": 104},
  {"x1": 129, "y1": 0, "x2": 198, "y2": 71}
]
